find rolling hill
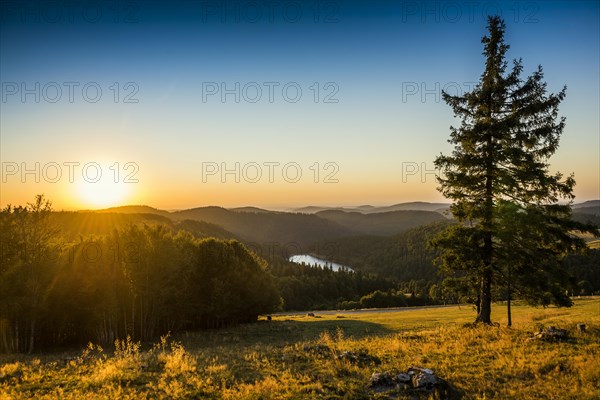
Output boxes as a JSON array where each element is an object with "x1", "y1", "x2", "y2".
[
  {"x1": 81, "y1": 200, "x2": 597, "y2": 246},
  {"x1": 315, "y1": 209, "x2": 447, "y2": 236},
  {"x1": 171, "y1": 207, "x2": 353, "y2": 246},
  {"x1": 96, "y1": 205, "x2": 173, "y2": 217},
  {"x1": 571, "y1": 201, "x2": 600, "y2": 226},
  {"x1": 63, "y1": 204, "x2": 454, "y2": 247},
  {"x1": 229, "y1": 207, "x2": 272, "y2": 213},
  {"x1": 50, "y1": 211, "x2": 237, "y2": 241},
  {"x1": 572, "y1": 206, "x2": 600, "y2": 216},
  {"x1": 572, "y1": 200, "x2": 600, "y2": 209},
  {"x1": 293, "y1": 202, "x2": 450, "y2": 215},
  {"x1": 308, "y1": 221, "x2": 452, "y2": 281}
]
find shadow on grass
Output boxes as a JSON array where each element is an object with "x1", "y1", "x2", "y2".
[
  {"x1": 1, "y1": 318, "x2": 396, "y2": 360},
  {"x1": 176, "y1": 317, "x2": 395, "y2": 350}
]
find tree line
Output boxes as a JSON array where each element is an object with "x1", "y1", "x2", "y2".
[{"x1": 269, "y1": 259, "x2": 398, "y2": 310}]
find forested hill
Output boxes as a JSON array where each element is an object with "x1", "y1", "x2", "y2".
[
  {"x1": 315, "y1": 209, "x2": 447, "y2": 236},
  {"x1": 572, "y1": 200, "x2": 600, "y2": 210},
  {"x1": 51, "y1": 211, "x2": 238, "y2": 241},
  {"x1": 171, "y1": 207, "x2": 353, "y2": 246},
  {"x1": 92, "y1": 204, "x2": 450, "y2": 245},
  {"x1": 293, "y1": 202, "x2": 450, "y2": 214},
  {"x1": 89, "y1": 201, "x2": 599, "y2": 248},
  {"x1": 309, "y1": 221, "x2": 452, "y2": 282},
  {"x1": 96, "y1": 205, "x2": 172, "y2": 217},
  {"x1": 47, "y1": 211, "x2": 450, "y2": 283},
  {"x1": 572, "y1": 201, "x2": 600, "y2": 226}
]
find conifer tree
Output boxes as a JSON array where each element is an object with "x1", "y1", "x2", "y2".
[{"x1": 433, "y1": 16, "x2": 598, "y2": 324}]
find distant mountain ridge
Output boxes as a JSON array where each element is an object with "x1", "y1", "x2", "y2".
[
  {"x1": 81, "y1": 202, "x2": 460, "y2": 244},
  {"x1": 293, "y1": 202, "x2": 451, "y2": 215},
  {"x1": 79, "y1": 200, "x2": 598, "y2": 244},
  {"x1": 95, "y1": 200, "x2": 598, "y2": 216},
  {"x1": 97, "y1": 205, "x2": 172, "y2": 217},
  {"x1": 572, "y1": 200, "x2": 600, "y2": 209},
  {"x1": 229, "y1": 207, "x2": 273, "y2": 213},
  {"x1": 169, "y1": 206, "x2": 352, "y2": 246},
  {"x1": 315, "y1": 209, "x2": 447, "y2": 236}
]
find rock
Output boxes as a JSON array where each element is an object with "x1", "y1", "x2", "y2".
[
  {"x1": 407, "y1": 366, "x2": 438, "y2": 389},
  {"x1": 369, "y1": 366, "x2": 458, "y2": 398},
  {"x1": 407, "y1": 366, "x2": 434, "y2": 376},
  {"x1": 369, "y1": 371, "x2": 394, "y2": 387},
  {"x1": 412, "y1": 370, "x2": 438, "y2": 389},
  {"x1": 531, "y1": 326, "x2": 570, "y2": 342},
  {"x1": 396, "y1": 373, "x2": 411, "y2": 383}
]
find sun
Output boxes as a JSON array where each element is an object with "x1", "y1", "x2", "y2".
[{"x1": 76, "y1": 178, "x2": 132, "y2": 209}]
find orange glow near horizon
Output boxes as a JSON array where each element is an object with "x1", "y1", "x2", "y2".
[
  {"x1": 0, "y1": 158, "x2": 597, "y2": 211},
  {"x1": 0, "y1": 178, "x2": 441, "y2": 211},
  {"x1": 1, "y1": 176, "x2": 597, "y2": 212}
]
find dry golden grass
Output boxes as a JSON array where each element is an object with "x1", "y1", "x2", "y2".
[
  {"x1": 1, "y1": 298, "x2": 599, "y2": 399},
  {"x1": 588, "y1": 240, "x2": 600, "y2": 249}
]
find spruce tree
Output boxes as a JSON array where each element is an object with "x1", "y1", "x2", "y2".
[{"x1": 433, "y1": 16, "x2": 598, "y2": 324}]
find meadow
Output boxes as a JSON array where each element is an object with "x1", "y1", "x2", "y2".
[{"x1": 1, "y1": 298, "x2": 599, "y2": 399}]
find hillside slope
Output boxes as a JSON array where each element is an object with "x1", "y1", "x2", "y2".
[{"x1": 315, "y1": 209, "x2": 447, "y2": 236}]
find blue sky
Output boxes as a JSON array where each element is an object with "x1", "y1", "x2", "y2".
[{"x1": 1, "y1": 0, "x2": 598, "y2": 209}]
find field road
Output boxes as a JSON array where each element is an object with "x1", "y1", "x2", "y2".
[
  {"x1": 271, "y1": 296, "x2": 600, "y2": 317},
  {"x1": 271, "y1": 304, "x2": 465, "y2": 317}
]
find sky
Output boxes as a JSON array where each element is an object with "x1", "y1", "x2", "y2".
[{"x1": 1, "y1": 0, "x2": 599, "y2": 210}]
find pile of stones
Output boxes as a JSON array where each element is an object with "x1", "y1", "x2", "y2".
[
  {"x1": 529, "y1": 326, "x2": 570, "y2": 342},
  {"x1": 369, "y1": 366, "x2": 457, "y2": 398}
]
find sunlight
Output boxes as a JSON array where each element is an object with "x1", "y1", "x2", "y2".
[{"x1": 76, "y1": 179, "x2": 132, "y2": 209}]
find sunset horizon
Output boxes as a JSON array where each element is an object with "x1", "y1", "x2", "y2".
[{"x1": 30, "y1": 197, "x2": 600, "y2": 214}]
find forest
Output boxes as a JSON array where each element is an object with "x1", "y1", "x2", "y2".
[
  {"x1": 0, "y1": 196, "x2": 281, "y2": 353},
  {"x1": 2, "y1": 195, "x2": 599, "y2": 353}
]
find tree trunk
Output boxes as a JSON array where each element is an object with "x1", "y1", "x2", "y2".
[
  {"x1": 476, "y1": 216, "x2": 494, "y2": 324},
  {"x1": 131, "y1": 300, "x2": 135, "y2": 339},
  {"x1": 15, "y1": 321, "x2": 19, "y2": 353},
  {"x1": 476, "y1": 269, "x2": 492, "y2": 324},
  {"x1": 28, "y1": 319, "x2": 35, "y2": 354},
  {"x1": 507, "y1": 294, "x2": 512, "y2": 327},
  {"x1": 507, "y1": 268, "x2": 512, "y2": 327},
  {"x1": 477, "y1": 89, "x2": 495, "y2": 325}
]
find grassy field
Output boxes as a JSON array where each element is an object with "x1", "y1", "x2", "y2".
[{"x1": 1, "y1": 298, "x2": 599, "y2": 399}]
